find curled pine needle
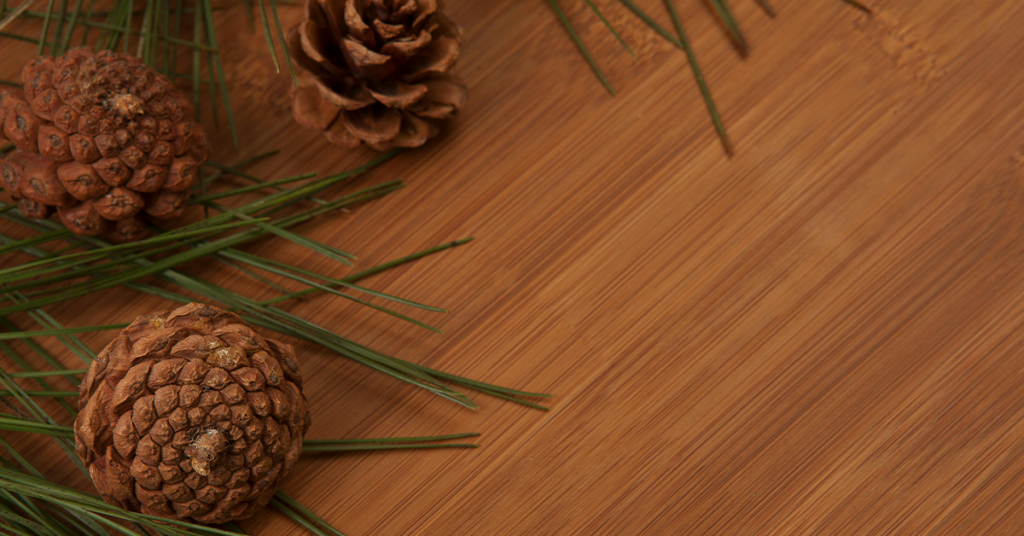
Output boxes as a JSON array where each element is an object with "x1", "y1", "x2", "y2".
[
  {"x1": 664, "y1": 0, "x2": 734, "y2": 156},
  {"x1": 546, "y1": 0, "x2": 616, "y2": 96}
]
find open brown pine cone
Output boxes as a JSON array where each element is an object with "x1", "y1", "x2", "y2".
[
  {"x1": 0, "y1": 48, "x2": 209, "y2": 241},
  {"x1": 74, "y1": 303, "x2": 310, "y2": 524},
  {"x1": 288, "y1": 0, "x2": 468, "y2": 151}
]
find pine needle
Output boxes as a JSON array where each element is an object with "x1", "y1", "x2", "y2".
[
  {"x1": 305, "y1": 433, "x2": 480, "y2": 445},
  {"x1": 0, "y1": 468, "x2": 244, "y2": 535},
  {"x1": 258, "y1": 237, "x2": 474, "y2": 306},
  {"x1": 546, "y1": 0, "x2": 616, "y2": 96},
  {"x1": 198, "y1": 0, "x2": 238, "y2": 148},
  {"x1": 0, "y1": 324, "x2": 126, "y2": 340},
  {"x1": 268, "y1": 0, "x2": 297, "y2": 85},
  {"x1": 255, "y1": 0, "x2": 279, "y2": 73},
  {"x1": 0, "y1": 389, "x2": 78, "y2": 397},
  {"x1": 269, "y1": 497, "x2": 341, "y2": 536},
  {"x1": 7, "y1": 369, "x2": 85, "y2": 378},
  {"x1": 616, "y1": 0, "x2": 682, "y2": 48},
  {"x1": 303, "y1": 443, "x2": 479, "y2": 452},
  {"x1": 303, "y1": 433, "x2": 480, "y2": 452},
  {"x1": 0, "y1": 0, "x2": 35, "y2": 34},
  {"x1": 583, "y1": 0, "x2": 634, "y2": 58},
  {"x1": 840, "y1": 0, "x2": 872, "y2": 15},
  {"x1": 273, "y1": 492, "x2": 346, "y2": 536},
  {"x1": 56, "y1": 0, "x2": 83, "y2": 54},
  {"x1": 754, "y1": 0, "x2": 776, "y2": 17},
  {"x1": 36, "y1": 0, "x2": 54, "y2": 53},
  {"x1": 706, "y1": 0, "x2": 749, "y2": 55},
  {"x1": 664, "y1": 0, "x2": 734, "y2": 156}
]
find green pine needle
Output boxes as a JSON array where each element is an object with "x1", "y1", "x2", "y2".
[
  {"x1": 273, "y1": 492, "x2": 346, "y2": 536},
  {"x1": 268, "y1": 0, "x2": 297, "y2": 85},
  {"x1": 706, "y1": 0, "x2": 748, "y2": 55},
  {"x1": 303, "y1": 443, "x2": 478, "y2": 452},
  {"x1": 546, "y1": 0, "x2": 616, "y2": 96},
  {"x1": 255, "y1": 0, "x2": 279, "y2": 73},
  {"x1": 269, "y1": 495, "x2": 344, "y2": 536},
  {"x1": 304, "y1": 433, "x2": 481, "y2": 452},
  {"x1": 616, "y1": 0, "x2": 682, "y2": 48},
  {"x1": 754, "y1": 0, "x2": 776, "y2": 17},
  {"x1": 0, "y1": 389, "x2": 78, "y2": 397},
  {"x1": 663, "y1": 0, "x2": 734, "y2": 156},
  {"x1": 583, "y1": 0, "x2": 635, "y2": 58},
  {"x1": 305, "y1": 433, "x2": 481, "y2": 445},
  {"x1": 0, "y1": 324, "x2": 127, "y2": 340},
  {"x1": 6, "y1": 369, "x2": 85, "y2": 378}
]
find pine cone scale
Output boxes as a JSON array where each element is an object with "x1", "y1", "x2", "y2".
[
  {"x1": 344, "y1": 106, "x2": 401, "y2": 143},
  {"x1": 365, "y1": 80, "x2": 427, "y2": 108},
  {"x1": 325, "y1": 117, "x2": 361, "y2": 146}
]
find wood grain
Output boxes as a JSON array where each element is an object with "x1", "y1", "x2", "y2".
[{"x1": 3, "y1": 0, "x2": 1024, "y2": 534}]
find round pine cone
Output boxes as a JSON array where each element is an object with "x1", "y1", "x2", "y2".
[
  {"x1": 74, "y1": 303, "x2": 311, "y2": 524},
  {"x1": 0, "y1": 48, "x2": 210, "y2": 241},
  {"x1": 288, "y1": 0, "x2": 468, "y2": 151}
]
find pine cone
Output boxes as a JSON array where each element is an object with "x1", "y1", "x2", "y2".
[
  {"x1": 288, "y1": 0, "x2": 468, "y2": 151},
  {"x1": 0, "y1": 48, "x2": 210, "y2": 241},
  {"x1": 74, "y1": 303, "x2": 311, "y2": 524}
]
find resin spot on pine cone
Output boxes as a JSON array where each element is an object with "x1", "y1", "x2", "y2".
[
  {"x1": 288, "y1": 0, "x2": 468, "y2": 151},
  {"x1": 74, "y1": 303, "x2": 311, "y2": 524},
  {"x1": 0, "y1": 48, "x2": 210, "y2": 241}
]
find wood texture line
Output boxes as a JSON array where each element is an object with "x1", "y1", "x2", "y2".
[{"x1": 1, "y1": 0, "x2": 1024, "y2": 534}]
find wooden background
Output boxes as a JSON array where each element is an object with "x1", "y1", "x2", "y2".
[{"x1": 3, "y1": 0, "x2": 1024, "y2": 533}]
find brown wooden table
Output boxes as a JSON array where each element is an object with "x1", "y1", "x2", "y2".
[{"x1": 3, "y1": 0, "x2": 1024, "y2": 533}]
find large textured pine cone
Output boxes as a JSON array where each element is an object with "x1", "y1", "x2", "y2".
[
  {"x1": 0, "y1": 48, "x2": 210, "y2": 241},
  {"x1": 74, "y1": 303, "x2": 311, "y2": 524},
  {"x1": 289, "y1": 0, "x2": 468, "y2": 151}
]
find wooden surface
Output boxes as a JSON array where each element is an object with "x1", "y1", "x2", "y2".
[{"x1": 4, "y1": 0, "x2": 1024, "y2": 534}]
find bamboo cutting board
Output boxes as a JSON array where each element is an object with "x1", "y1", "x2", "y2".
[{"x1": 3, "y1": 0, "x2": 1024, "y2": 534}]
